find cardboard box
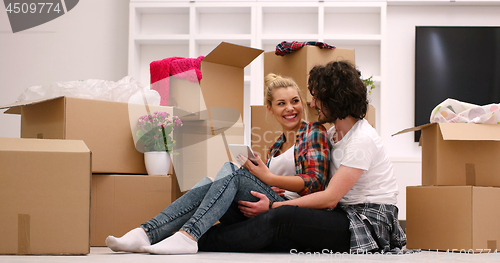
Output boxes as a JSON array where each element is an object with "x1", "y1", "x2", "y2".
[
  {"x1": 169, "y1": 42, "x2": 263, "y2": 118},
  {"x1": 0, "y1": 138, "x2": 91, "y2": 255},
  {"x1": 406, "y1": 186, "x2": 500, "y2": 252},
  {"x1": 0, "y1": 96, "x2": 191, "y2": 175},
  {"x1": 264, "y1": 46, "x2": 355, "y2": 103},
  {"x1": 251, "y1": 104, "x2": 376, "y2": 160},
  {"x1": 90, "y1": 174, "x2": 173, "y2": 247},
  {"x1": 167, "y1": 42, "x2": 262, "y2": 191},
  {"x1": 393, "y1": 123, "x2": 500, "y2": 186}
]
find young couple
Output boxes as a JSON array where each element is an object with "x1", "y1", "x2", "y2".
[{"x1": 106, "y1": 61, "x2": 406, "y2": 254}]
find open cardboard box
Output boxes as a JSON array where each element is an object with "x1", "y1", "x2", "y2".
[
  {"x1": 406, "y1": 186, "x2": 500, "y2": 252},
  {"x1": 0, "y1": 138, "x2": 91, "y2": 255},
  {"x1": 393, "y1": 123, "x2": 500, "y2": 186},
  {"x1": 90, "y1": 174, "x2": 173, "y2": 247},
  {"x1": 166, "y1": 42, "x2": 262, "y2": 191},
  {"x1": 264, "y1": 46, "x2": 355, "y2": 103}
]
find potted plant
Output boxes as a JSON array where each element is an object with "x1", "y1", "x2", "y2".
[{"x1": 136, "y1": 111, "x2": 183, "y2": 175}]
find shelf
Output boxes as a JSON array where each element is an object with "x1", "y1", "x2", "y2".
[
  {"x1": 196, "y1": 6, "x2": 252, "y2": 35},
  {"x1": 129, "y1": 1, "x2": 386, "y2": 139},
  {"x1": 134, "y1": 36, "x2": 190, "y2": 45}
]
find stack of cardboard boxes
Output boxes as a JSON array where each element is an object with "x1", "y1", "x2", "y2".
[
  {"x1": 394, "y1": 122, "x2": 500, "y2": 252},
  {"x1": 0, "y1": 42, "x2": 262, "y2": 254}
]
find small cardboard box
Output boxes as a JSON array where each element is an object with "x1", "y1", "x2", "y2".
[
  {"x1": 264, "y1": 46, "x2": 355, "y2": 103},
  {"x1": 393, "y1": 123, "x2": 500, "y2": 187},
  {"x1": 0, "y1": 138, "x2": 91, "y2": 255},
  {"x1": 406, "y1": 186, "x2": 500, "y2": 252},
  {"x1": 251, "y1": 104, "x2": 376, "y2": 160},
  {"x1": 90, "y1": 174, "x2": 172, "y2": 247},
  {"x1": 0, "y1": 96, "x2": 191, "y2": 175}
]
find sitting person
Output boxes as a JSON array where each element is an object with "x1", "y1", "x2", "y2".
[
  {"x1": 105, "y1": 73, "x2": 330, "y2": 254},
  {"x1": 197, "y1": 61, "x2": 406, "y2": 254}
]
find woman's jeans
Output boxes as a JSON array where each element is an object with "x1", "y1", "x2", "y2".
[{"x1": 141, "y1": 162, "x2": 285, "y2": 243}]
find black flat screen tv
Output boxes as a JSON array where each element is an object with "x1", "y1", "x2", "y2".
[{"x1": 414, "y1": 26, "x2": 500, "y2": 141}]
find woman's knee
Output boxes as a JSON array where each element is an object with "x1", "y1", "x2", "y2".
[
  {"x1": 192, "y1": 176, "x2": 214, "y2": 189},
  {"x1": 214, "y1": 162, "x2": 238, "y2": 180}
]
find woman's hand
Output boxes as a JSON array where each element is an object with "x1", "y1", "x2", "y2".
[
  {"x1": 237, "y1": 153, "x2": 273, "y2": 183},
  {"x1": 271, "y1": 186, "x2": 285, "y2": 197},
  {"x1": 238, "y1": 191, "x2": 271, "y2": 218}
]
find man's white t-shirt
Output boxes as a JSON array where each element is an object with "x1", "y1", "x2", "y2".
[{"x1": 329, "y1": 119, "x2": 398, "y2": 205}]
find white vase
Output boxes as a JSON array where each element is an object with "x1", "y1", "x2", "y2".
[{"x1": 144, "y1": 151, "x2": 171, "y2": 176}]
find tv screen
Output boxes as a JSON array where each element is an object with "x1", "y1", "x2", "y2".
[{"x1": 414, "y1": 26, "x2": 500, "y2": 141}]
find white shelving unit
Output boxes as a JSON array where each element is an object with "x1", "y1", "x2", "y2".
[{"x1": 129, "y1": 0, "x2": 386, "y2": 139}]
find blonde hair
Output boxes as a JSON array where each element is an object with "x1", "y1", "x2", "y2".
[{"x1": 264, "y1": 73, "x2": 308, "y2": 121}]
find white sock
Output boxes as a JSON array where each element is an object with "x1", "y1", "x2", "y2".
[
  {"x1": 142, "y1": 232, "x2": 198, "y2": 255},
  {"x1": 105, "y1": 227, "x2": 150, "y2": 253}
]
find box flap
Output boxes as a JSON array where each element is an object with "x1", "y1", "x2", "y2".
[
  {"x1": 0, "y1": 137, "x2": 90, "y2": 153},
  {"x1": 203, "y1": 42, "x2": 263, "y2": 68},
  {"x1": 438, "y1": 123, "x2": 500, "y2": 141},
  {"x1": 392, "y1": 122, "x2": 500, "y2": 141},
  {"x1": 391, "y1": 123, "x2": 435, "y2": 137},
  {"x1": 0, "y1": 96, "x2": 65, "y2": 114}
]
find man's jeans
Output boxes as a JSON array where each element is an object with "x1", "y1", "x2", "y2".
[{"x1": 141, "y1": 162, "x2": 285, "y2": 243}]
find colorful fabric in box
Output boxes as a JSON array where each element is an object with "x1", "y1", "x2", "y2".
[
  {"x1": 275, "y1": 41, "x2": 335, "y2": 56},
  {"x1": 150, "y1": 56, "x2": 205, "y2": 106},
  {"x1": 430, "y1": 98, "x2": 500, "y2": 124}
]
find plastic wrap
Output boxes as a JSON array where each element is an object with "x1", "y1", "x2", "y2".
[
  {"x1": 17, "y1": 76, "x2": 161, "y2": 106},
  {"x1": 430, "y1": 98, "x2": 500, "y2": 124}
]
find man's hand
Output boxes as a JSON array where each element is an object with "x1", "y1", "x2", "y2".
[{"x1": 238, "y1": 191, "x2": 271, "y2": 218}]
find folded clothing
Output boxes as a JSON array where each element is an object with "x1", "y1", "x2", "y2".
[
  {"x1": 275, "y1": 41, "x2": 335, "y2": 56},
  {"x1": 430, "y1": 98, "x2": 500, "y2": 124},
  {"x1": 150, "y1": 56, "x2": 204, "y2": 106}
]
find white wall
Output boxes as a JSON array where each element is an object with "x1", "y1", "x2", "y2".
[
  {"x1": 0, "y1": 0, "x2": 129, "y2": 138},
  {"x1": 385, "y1": 3, "x2": 500, "y2": 219}
]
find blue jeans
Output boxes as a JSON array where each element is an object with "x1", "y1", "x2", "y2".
[{"x1": 141, "y1": 162, "x2": 286, "y2": 243}]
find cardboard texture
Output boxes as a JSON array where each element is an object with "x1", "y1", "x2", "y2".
[
  {"x1": 406, "y1": 186, "x2": 500, "y2": 252},
  {"x1": 251, "y1": 104, "x2": 376, "y2": 160},
  {"x1": 0, "y1": 138, "x2": 91, "y2": 255},
  {"x1": 264, "y1": 46, "x2": 355, "y2": 103},
  {"x1": 90, "y1": 174, "x2": 172, "y2": 247},
  {"x1": 167, "y1": 42, "x2": 262, "y2": 191},
  {"x1": 393, "y1": 123, "x2": 500, "y2": 186}
]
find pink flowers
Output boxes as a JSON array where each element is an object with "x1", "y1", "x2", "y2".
[{"x1": 136, "y1": 111, "x2": 183, "y2": 152}]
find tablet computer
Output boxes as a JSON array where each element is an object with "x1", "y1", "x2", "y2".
[{"x1": 228, "y1": 144, "x2": 258, "y2": 165}]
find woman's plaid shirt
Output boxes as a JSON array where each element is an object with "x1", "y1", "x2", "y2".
[{"x1": 265, "y1": 121, "x2": 330, "y2": 196}]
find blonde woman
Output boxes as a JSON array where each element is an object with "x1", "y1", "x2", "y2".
[{"x1": 106, "y1": 74, "x2": 330, "y2": 254}]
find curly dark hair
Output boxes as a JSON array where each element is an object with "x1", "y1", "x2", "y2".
[{"x1": 307, "y1": 61, "x2": 368, "y2": 122}]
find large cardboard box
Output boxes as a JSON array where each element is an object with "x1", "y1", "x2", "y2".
[
  {"x1": 0, "y1": 97, "x2": 192, "y2": 176},
  {"x1": 90, "y1": 174, "x2": 172, "y2": 247},
  {"x1": 264, "y1": 46, "x2": 355, "y2": 103},
  {"x1": 406, "y1": 186, "x2": 500, "y2": 252},
  {"x1": 251, "y1": 104, "x2": 376, "y2": 160},
  {"x1": 393, "y1": 123, "x2": 500, "y2": 186},
  {"x1": 0, "y1": 138, "x2": 91, "y2": 255}
]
